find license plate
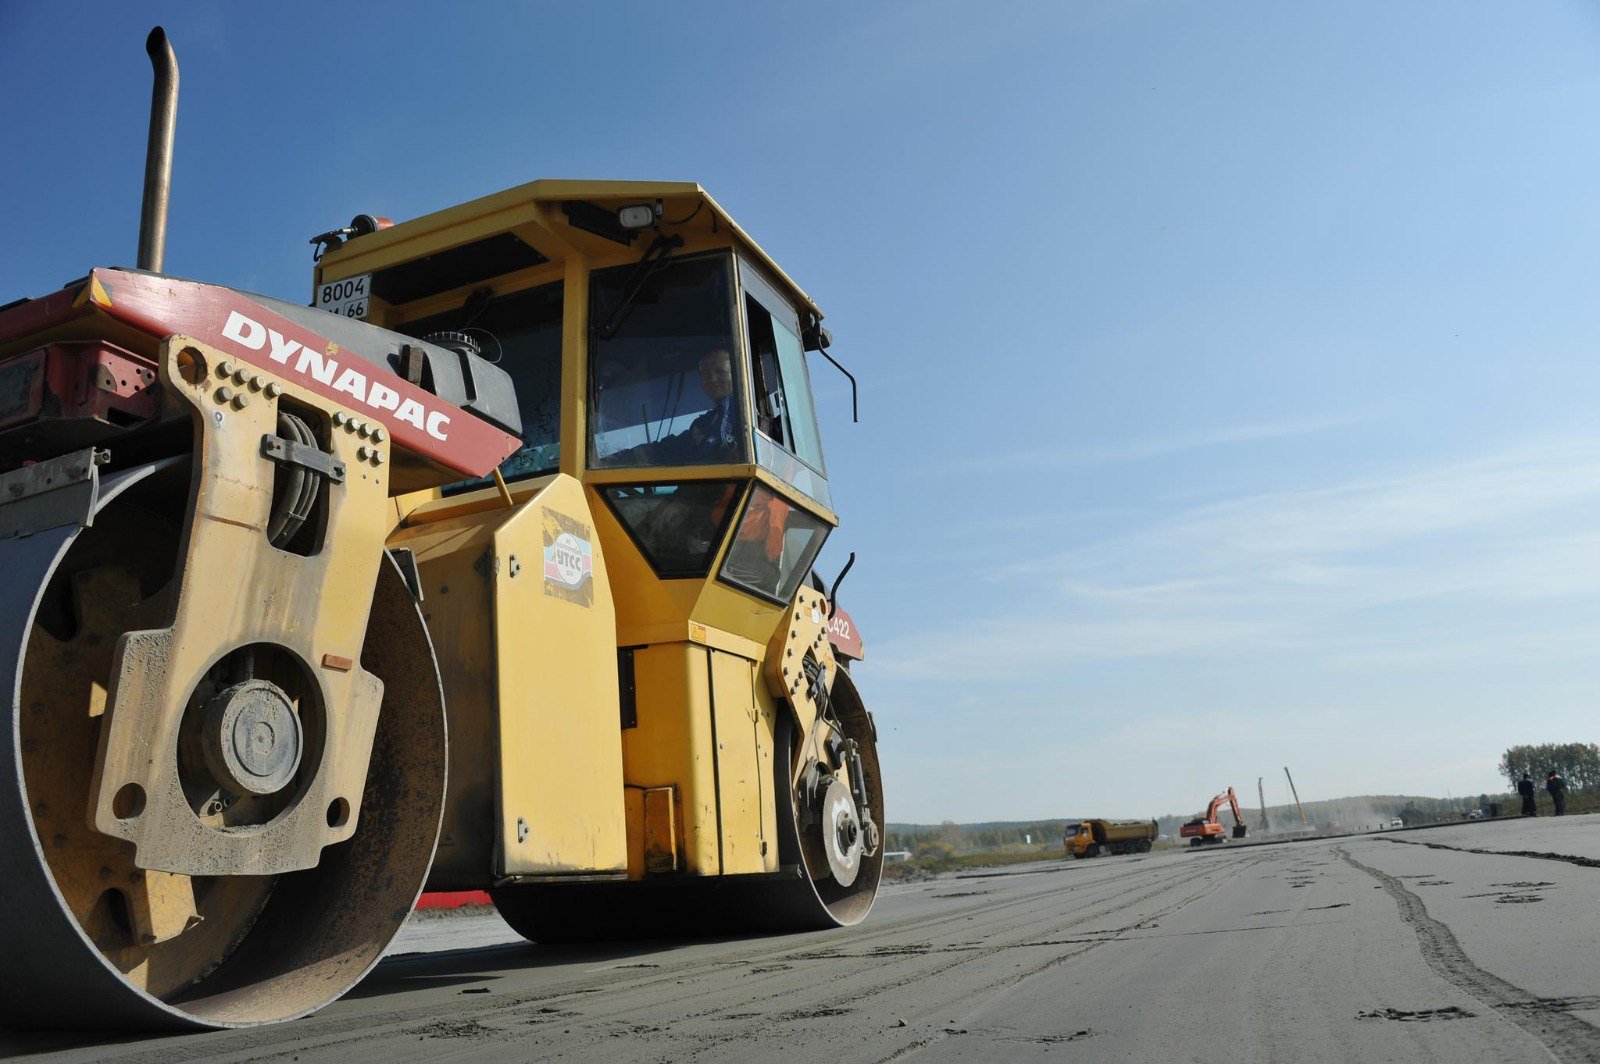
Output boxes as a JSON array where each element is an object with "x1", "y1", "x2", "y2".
[{"x1": 314, "y1": 273, "x2": 372, "y2": 319}]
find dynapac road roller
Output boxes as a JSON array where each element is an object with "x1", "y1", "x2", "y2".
[{"x1": 0, "y1": 29, "x2": 881, "y2": 1029}]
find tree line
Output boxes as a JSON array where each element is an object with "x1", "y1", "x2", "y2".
[
  {"x1": 1499, "y1": 743, "x2": 1600, "y2": 790},
  {"x1": 885, "y1": 820, "x2": 1072, "y2": 854}
]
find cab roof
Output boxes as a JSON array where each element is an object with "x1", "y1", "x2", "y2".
[{"x1": 316, "y1": 180, "x2": 822, "y2": 322}]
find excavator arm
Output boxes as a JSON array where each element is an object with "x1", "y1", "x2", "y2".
[
  {"x1": 1201, "y1": 787, "x2": 1247, "y2": 828},
  {"x1": 1225, "y1": 787, "x2": 1245, "y2": 827},
  {"x1": 1223, "y1": 787, "x2": 1248, "y2": 837}
]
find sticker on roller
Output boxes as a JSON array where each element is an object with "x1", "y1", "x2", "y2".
[{"x1": 542, "y1": 511, "x2": 594, "y2": 607}]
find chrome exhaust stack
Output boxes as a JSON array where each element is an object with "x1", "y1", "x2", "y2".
[{"x1": 136, "y1": 27, "x2": 179, "y2": 273}]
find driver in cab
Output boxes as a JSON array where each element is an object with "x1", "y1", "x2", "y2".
[
  {"x1": 645, "y1": 347, "x2": 742, "y2": 465},
  {"x1": 610, "y1": 348, "x2": 744, "y2": 567}
]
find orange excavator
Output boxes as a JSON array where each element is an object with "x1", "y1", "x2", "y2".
[{"x1": 1179, "y1": 787, "x2": 1249, "y2": 847}]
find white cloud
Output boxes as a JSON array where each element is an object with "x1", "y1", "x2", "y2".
[
  {"x1": 1136, "y1": 437, "x2": 1600, "y2": 562},
  {"x1": 952, "y1": 411, "x2": 1367, "y2": 473},
  {"x1": 877, "y1": 434, "x2": 1600, "y2": 681}
]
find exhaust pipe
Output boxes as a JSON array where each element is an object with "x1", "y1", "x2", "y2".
[{"x1": 137, "y1": 27, "x2": 179, "y2": 273}]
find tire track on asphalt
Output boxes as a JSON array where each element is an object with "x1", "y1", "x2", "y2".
[
  {"x1": 791, "y1": 854, "x2": 1209, "y2": 953},
  {"x1": 41, "y1": 855, "x2": 1232, "y2": 1064},
  {"x1": 1338, "y1": 846, "x2": 1600, "y2": 1063},
  {"x1": 632, "y1": 857, "x2": 1255, "y2": 1064},
  {"x1": 856, "y1": 853, "x2": 1269, "y2": 1064},
  {"x1": 533, "y1": 855, "x2": 1232, "y2": 1034},
  {"x1": 508, "y1": 854, "x2": 1257, "y2": 1062},
  {"x1": 1378, "y1": 836, "x2": 1600, "y2": 870},
  {"x1": 22, "y1": 853, "x2": 1271, "y2": 1064},
  {"x1": 336, "y1": 855, "x2": 1262, "y2": 1063}
]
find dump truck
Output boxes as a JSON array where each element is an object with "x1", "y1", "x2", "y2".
[
  {"x1": 1065, "y1": 819, "x2": 1157, "y2": 858},
  {"x1": 1179, "y1": 787, "x2": 1249, "y2": 846},
  {"x1": 0, "y1": 29, "x2": 882, "y2": 1030}
]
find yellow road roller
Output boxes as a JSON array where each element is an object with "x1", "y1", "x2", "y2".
[{"x1": 0, "y1": 29, "x2": 881, "y2": 1029}]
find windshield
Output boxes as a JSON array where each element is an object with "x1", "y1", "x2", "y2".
[{"x1": 589, "y1": 253, "x2": 746, "y2": 469}]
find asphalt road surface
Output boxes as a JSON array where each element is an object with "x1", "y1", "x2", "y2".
[{"x1": 6, "y1": 817, "x2": 1600, "y2": 1063}]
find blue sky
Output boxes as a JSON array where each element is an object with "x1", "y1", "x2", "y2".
[{"x1": 7, "y1": 2, "x2": 1600, "y2": 822}]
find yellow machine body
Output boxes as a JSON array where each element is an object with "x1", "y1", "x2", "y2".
[
  {"x1": 318, "y1": 181, "x2": 854, "y2": 889},
  {"x1": 0, "y1": 176, "x2": 880, "y2": 1030}
]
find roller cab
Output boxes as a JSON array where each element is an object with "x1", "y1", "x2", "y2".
[{"x1": 333, "y1": 182, "x2": 881, "y2": 933}]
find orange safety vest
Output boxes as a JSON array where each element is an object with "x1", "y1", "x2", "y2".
[{"x1": 737, "y1": 492, "x2": 790, "y2": 561}]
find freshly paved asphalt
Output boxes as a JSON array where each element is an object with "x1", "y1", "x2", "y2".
[{"x1": 5, "y1": 816, "x2": 1598, "y2": 1062}]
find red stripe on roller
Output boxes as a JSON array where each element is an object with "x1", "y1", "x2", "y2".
[{"x1": 415, "y1": 891, "x2": 493, "y2": 911}]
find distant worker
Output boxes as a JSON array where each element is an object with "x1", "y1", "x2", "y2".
[
  {"x1": 1517, "y1": 773, "x2": 1537, "y2": 817},
  {"x1": 1546, "y1": 770, "x2": 1567, "y2": 816}
]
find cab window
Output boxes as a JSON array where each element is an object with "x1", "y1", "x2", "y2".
[
  {"x1": 589, "y1": 254, "x2": 746, "y2": 469},
  {"x1": 403, "y1": 281, "x2": 562, "y2": 488},
  {"x1": 600, "y1": 482, "x2": 743, "y2": 578},
  {"x1": 718, "y1": 483, "x2": 830, "y2": 604},
  {"x1": 745, "y1": 292, "x2": 824, "y2": 473},
  {"x1": 739, "y1": 258, "x2": 830, "y2": 508}
]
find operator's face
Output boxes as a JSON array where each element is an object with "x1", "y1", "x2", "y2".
[{"x1": 700, "y1": 350, "x2": 733, "y2": 401}]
